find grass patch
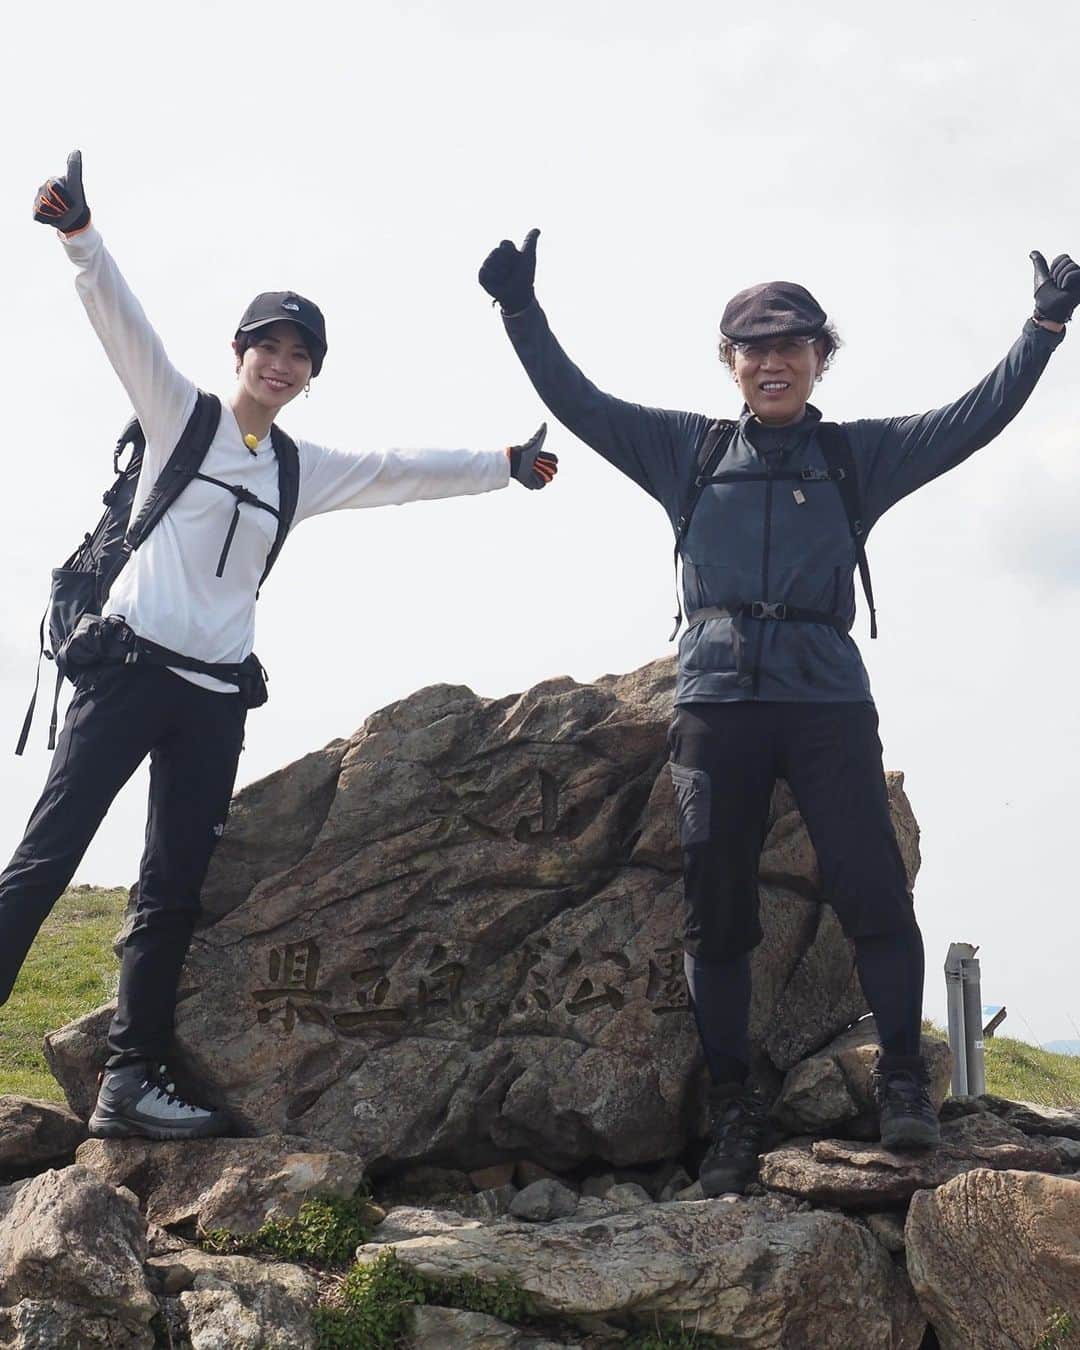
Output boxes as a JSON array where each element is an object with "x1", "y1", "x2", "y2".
[
  {"x1": 924, "y1": 1021, "x2": 1079, "y2": 1108},
  {"x1": 0, "y1": 885, "x2": 127, "y2": 1100},
  {"x1": 984, "y1": 1036, "x2": 1080, "y2": 1109},
  {"x1": 201, "y1": 1196, "x2": 372, "y2": 1267},
  {"x1": 315, "y1": 1248, "x2": 535, "y2": 1349}
]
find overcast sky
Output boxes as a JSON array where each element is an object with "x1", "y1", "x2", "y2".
[{"x1": 2, "y1": 0, "x2": 1077, "y2": 1044}]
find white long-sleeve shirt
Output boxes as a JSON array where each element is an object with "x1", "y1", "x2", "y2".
[{"x1": 62, "y1": 226, "x2": 510, "y2": 692}]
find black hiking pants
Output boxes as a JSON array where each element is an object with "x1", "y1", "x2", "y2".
[
  {"x1": 0, "y1": 662, "x2": 245, "y2": 1069},
  {"x1": 670, "y1": 701, "x2": 925, "y2": 1083}
]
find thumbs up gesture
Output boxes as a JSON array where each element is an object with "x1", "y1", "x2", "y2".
[
  {"x1": 1030, "y1": 250, "x2": 1080, "y2": 324},
  {"x1": 33, "y1": 149, "x2": 91, "y2": 235},
  {"x1": 479, "y1": 228, "x2": 541, "y2": 316}
]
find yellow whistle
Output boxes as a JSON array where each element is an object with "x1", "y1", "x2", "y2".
[{"x1": 243, "y1": 434, "x2": 258, "y2": 451}]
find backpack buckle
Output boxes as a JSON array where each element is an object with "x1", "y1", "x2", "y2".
[{"x1": 751, "y1": 601, "x2": 787, "y2": 621}]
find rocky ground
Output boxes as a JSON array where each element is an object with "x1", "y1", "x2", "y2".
[{"x1": 2, "y1": 660, "x2": 1076, "y2": 1348}]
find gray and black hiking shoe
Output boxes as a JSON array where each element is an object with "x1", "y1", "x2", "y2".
[
  {"x1": 871, "y1": 1055, "x2": 941, "y2": 1150},
  {"x1": 698, "y1": 1081, "x2": 769, "y2": 1196},
  {"x1": 88, "y1": 1062, "x2": 231, "y2": 1141}
]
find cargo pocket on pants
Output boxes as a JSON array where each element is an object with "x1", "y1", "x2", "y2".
[{"x1": 670, "y1": 763, "x2": 711, "y2": 847}]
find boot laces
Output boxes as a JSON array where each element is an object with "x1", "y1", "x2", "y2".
[
  {"x1": 709, "y1": 1091, "x2": 767, "y2": 1151},
  {"x1": 143, "y1": 1063, "x2": 202, "y2": 1115},
  {"x1": 876, "y1": 1068, "x2": 933, "y2": 1116}
]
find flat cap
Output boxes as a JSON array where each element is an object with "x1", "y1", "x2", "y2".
[{"x1": 720, "y1": 281, "x2": 827, "y2": 342}]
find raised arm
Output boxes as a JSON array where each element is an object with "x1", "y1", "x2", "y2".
[
  {"x1": 847, "y1": 252, "x2": 1077, "y2": 526},
  {"x1": 479, "y1": 229, "x2": 703, "y2": 517},
  {"x1": 34, "y1": 150, "x2": 195, "y2": 461},
  {"x1": 293, "y1": 425, "x2": 557, "y2": 522}
]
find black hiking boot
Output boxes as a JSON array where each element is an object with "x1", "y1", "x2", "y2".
[
  {"x1": 88, "y1": 1061, "x2": 232, "y2": 1141},
  {"x1": 698, "y1": 1081, "x2": 769, "y2": 1196},
  {"x1": 871, "y1": 1054, "x2": 941, "y2": 1150}
]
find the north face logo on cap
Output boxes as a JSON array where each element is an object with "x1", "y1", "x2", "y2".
[{"x1": 281, "y1": 300, "x2": 300, "y2": 312}]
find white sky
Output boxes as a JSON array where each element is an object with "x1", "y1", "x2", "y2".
[{"x1": 2, "y1": 0, "x2": 1077, "y2": 1044}]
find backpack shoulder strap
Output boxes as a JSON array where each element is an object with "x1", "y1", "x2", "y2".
[
  {"x1": 668, "y1": 419, "x2": 739, "y2": 641},
  {"x1": 125, "y1": 391, "x2": 222, "y2": 553},
  {"x1": 259, "y1": 425, "x2": 300, "y2": 593},
  {"x1": 817, "y1": 422, "x2": 877, "y2": 638}
]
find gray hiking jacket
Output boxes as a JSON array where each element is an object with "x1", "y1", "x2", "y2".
[{"x1": 502, "y1": 302, "x2": 1064, "y2": 706}]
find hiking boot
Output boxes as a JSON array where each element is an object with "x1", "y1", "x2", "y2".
[
  {"x1": 871, "y1": 1054, "x2": 941, "y2": 1150},
  {"x1": 88, "y1": 1062, "x2": 231, "y2": 1141},
  {"x1": 698, "y1": 1081, "x2": 769, "y2": 1196}
]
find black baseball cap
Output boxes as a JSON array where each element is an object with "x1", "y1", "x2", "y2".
[
  {"x1": 235, "y1": 291, "x2": 327, "y2": 377},
  {"x1": 720, "y1": 281, "x2": 827, "y2": 343}
]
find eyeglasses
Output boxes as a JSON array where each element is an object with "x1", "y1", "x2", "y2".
[{"x1": 730, "y1": 336, "x2": 820, "y2": 361}]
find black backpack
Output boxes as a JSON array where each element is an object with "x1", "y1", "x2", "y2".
[
  {"x1": 17, "y1": 391, "x2": 300, "y2": 754},
  {"x1": 669, "y1": 418, "x2": 877, "y2": 640}
]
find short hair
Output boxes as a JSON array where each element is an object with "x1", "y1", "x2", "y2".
[{"x1": 718, "y1": 322, "x2": 843, "y2": 373}]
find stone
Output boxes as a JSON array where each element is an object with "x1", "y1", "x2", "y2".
[
  {"x1": 760, "y1": 1113, "x2": 1061, "y2": 1210},
  {"x1": 0, "y1": 1165, "x2": 156, "y2": 1340},
  {"x1": 461, "y1": 1184, "x2": 519, "y2": 1220},
  {"x1": 160, "y1": 1249, "x2": 319, "y2": 1350},
  {"x1": 773, "y1": 1020, "x2": 951, "y2": 1137},
  {"x1": 941, "y1": 1093, "x2": 1080, "y2": 1142},
  {"x1": 408, "y1": 1305, "x2": 580, "y2": 1348},
  {"x1": 865, "y1": 1211, "x2": 907, "y2": 1253},
  {"x1": 605, "y1": 1182, "x2": 651, "y2": 1208},
  {"x1": 42, "y1": 1000, "x2": 114, "y2": 1119},
  {"x1": 510, "y1": 1178, "x2": 579, "y2": 1222},
  {"x1": 675, "y1": 1180, "x2": 704, "y2": 1201},
  {"x1": 359, "y1": 1195, "x2": 925, "y2": 1347},
  {"x1": 75, "y1": 1134, "x2": 365, "y2": 1233},
  {"x1": 579, "y1": 1172, "x2": 617, "y2": 1199},
  {"x1": 0, "y1": 1299, "x2": 154, "y2": 1349},
  {"x1": 906, "y1": 1168, "x2": 1080, "y2": 1350},
  {"x1": 389, "y1": 1164, "x2": 475, "y2": 1203},
  {"x1": 47, "y1": 660, "x2": 921, "y2": 1173},
  {"x1": 1047, "y1": 1135, "x2": 1080, "y2": 1168},
  {"x1": 657, "y1": 1167, "x2": 693, "y2": 1201},
  {"x1": 515, "y1": 1160, "x2": 559, "y2": 1187},
  {"x1": 470, "y1": 1161, "x2": 516, "y2": 1190},
  {"x1": 371, "y1": 1204, "x2": 485, "y2": 1244},
  {"x1": 0, "y1": 1095, "x2": 88, "y2": 1175}
]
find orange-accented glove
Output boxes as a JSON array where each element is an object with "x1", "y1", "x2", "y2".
[
  {"x1": 507, "y1": 423, "x2": 558, "y2": 489},
  {"x1": 33, "y1": 149, "x2": 90, "y2": 235}
]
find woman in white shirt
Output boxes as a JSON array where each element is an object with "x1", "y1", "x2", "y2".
[{"x1": 4, "y1": 150, "x2": 557, "y2": 1142}]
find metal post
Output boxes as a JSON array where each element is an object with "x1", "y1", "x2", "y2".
[
  {"x1": 961, "y1": 951, "x2": 986, "y2": 1097},
  {"x1": 945, "y1": 943, "x2": 974, "y2": 1096}
]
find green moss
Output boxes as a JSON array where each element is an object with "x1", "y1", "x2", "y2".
[
  {"x1": 314, "y1": 1248, "x2": 534, "y2": 1349},
  {"x1": 624, "y1": 1323, "x2": 730, "y2": 1348},
  {"x1": 201, "y1": 1196, "x2": 371, "y2": 1267},
  {"x1": 0, "y1": 886, "x2": 127, "y2": 1099},
  {"x1": 1034, "y1": 1307, "x2": 1075, "y2": 1350}
]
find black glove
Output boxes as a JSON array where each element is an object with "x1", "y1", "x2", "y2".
[
  {"x1": 33, "y1": 150, "x2": 90, "y2": 234},
  {"x1": 508, "y1": 423, "x2": 558, "y2": 489},
  {"x1": 1031, "y1": 250, "x2": 1080, "y2": 324},
  {"x1": 479, "y1": 228, "x2": 540, "y2": 315}
]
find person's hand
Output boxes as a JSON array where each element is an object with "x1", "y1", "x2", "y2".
[
  {"x1": 479, "y1": 228, "x2": 540, "y2": 315},
  {"x1": 1030, "y1": 250, "x2": 1080, "y2": 324},
  {"x1": 33, "y1": 150, "x2": 90, "y2": 235},
  {"x1": 507, "y1": 423, "x2": 558, "y2": 489}
]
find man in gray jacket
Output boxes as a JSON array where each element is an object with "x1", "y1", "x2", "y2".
[{"x1": 479, "y1": 230, "x2": 1077, "y2": 1194}]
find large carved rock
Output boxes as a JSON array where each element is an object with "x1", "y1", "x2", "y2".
[
  {"x1": 906, "y1": 1169, "x2": 1080, "y2": 1350},
  {"x1": 47, "y1": 659, "x2": 921, "y2": 1173},
  {"x1": 76, "y1": 1135, "x2": 366, "y2": 1233},
  {"x1": 358, "y1": 1196, "x2": 926, "y2": 1347},
  {"x1": 0, "y1": 1165, "x2": 156, "y2": 1346},
  {"x1": 760, "y1": 1113, "x2": 1061, "y2": 1210}
]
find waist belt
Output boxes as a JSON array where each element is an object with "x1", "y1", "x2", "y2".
[
  {"x1": 686, "y1": 603, "x2": 848, "y2": 635},
  {"x1": 123, "y1": 634, "x2": 249, "y2": 682}
]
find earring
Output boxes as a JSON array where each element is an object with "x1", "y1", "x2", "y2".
[{"x1": 304, "y1": 381, "x2": 311, "y2": 399}]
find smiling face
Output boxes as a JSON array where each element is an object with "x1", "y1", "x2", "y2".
[
  {"x1": 732, "y1": 336, "x2": 826, "y2": 426},
  {"x1": 233, "y1": 322, "x2": 314, "y2": 412}
]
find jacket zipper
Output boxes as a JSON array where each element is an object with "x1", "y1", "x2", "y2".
[{"x1": 753, "y1": 470, "x2": 774, "y2": 697}]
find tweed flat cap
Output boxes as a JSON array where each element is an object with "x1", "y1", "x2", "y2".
[{"x1": 720, "y1": 281, "x2": 827, "y2": 341}]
